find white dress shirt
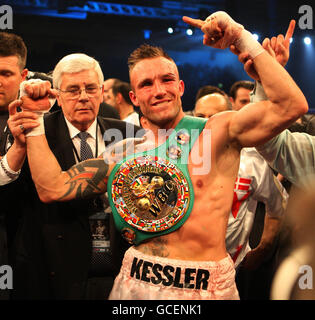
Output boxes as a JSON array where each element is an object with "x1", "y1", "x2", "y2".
[{"x1": 64, "y1": 117, "x2": 106, "y2": 162}]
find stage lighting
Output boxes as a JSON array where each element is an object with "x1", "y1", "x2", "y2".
[
  {"x1": 186, "y1": 28, "x2": 193, "y2": 36},
  {"x1": 143, "y1": 30, "x2": 151, "y2": 40},
  {"x1": 168, "y1": 27, "x2": 174, "y2": 34},
  {"x1": 304, "y1": 37, "x2": 311, "y2": 45},
  {"x1": 290, "y1": 38, "x2": 293, "y2": 44},
  {"x1": 253, "y1": 33, "x2": 259, "y2": 41}
]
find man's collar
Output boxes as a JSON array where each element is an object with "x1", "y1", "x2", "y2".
[{"x1": 64, "y1": 116, "x2": 98, "y2": 139}]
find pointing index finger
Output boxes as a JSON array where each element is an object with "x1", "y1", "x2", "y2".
[{"x1": 182, "y1": 16, "x2": 204, "y2": 29}]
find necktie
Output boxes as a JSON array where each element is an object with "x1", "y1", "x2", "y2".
[
  {"x1": 77, "y1": 131, "x2": 114, "y2": 277},
  {"x1": 78, "y1": 132, "x2": 93, "y2": 160}
]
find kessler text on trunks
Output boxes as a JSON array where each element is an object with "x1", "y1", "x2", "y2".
[{"x1": 130, "y1": 257, "x2": 210, "y2": 289}]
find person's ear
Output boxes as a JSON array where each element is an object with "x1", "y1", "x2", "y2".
[
  {"x1": 129, "y1": 90, "x2": 139, "y2": 106},
  {"x1": 56, "y1": 91, "x2": 62, "y2": 107},
  {"x1": 116, "y1": 92, "x2": 123, "y2": 104},
  {"x1": 179, "y1": 80, "x2": 185, "y2": 97},
  {"x1": 21, "y1": 69, "x2": 28, "y2": 81}
]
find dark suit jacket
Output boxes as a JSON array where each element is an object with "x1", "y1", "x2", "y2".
[
  {"x1": 1, "y1": 110, "x2": 139, "y2": 299},
  {"x1": 98, "y1": 102, "x2": 120, "y2": 119}
]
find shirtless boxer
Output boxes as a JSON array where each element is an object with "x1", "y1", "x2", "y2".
[{"x1": 13, "y1": 12, "x2": 307, "y2": 299}]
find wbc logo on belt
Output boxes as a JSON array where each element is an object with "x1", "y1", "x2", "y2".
[{"x1": 111, "y1": 155, "x2": 190, "y2": 234}]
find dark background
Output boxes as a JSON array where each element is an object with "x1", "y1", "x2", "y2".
[{"x1": 2, "y1": 0, "x2": 315, "y2": 111}]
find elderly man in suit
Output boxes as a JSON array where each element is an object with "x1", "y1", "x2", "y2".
[{"x1": 7, "y1": 53, "x2": 140, "y2": 299}]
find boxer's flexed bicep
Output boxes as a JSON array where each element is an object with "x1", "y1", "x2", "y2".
[{"x1": 227, "y1": 99, "x2": 282, "y2": 148}]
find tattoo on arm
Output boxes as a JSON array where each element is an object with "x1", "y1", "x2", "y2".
[{"x1": 59, "y1": 159, "x2": 109, "y2": 201}]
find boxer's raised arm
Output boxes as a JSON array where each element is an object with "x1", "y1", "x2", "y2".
[
  {"x1": 184, "y1": 12, "x2": 308, "y2": 147},
  {"x1": 26, "y1": 132, "x2": 144, "y2": 203},
  {"x1": 11, "y1": 82, "x2": 112, "y2": 203}
]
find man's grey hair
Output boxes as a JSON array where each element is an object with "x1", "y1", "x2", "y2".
[{"x1": 52, "y1": 53, "x2": 104, "y2": 89}]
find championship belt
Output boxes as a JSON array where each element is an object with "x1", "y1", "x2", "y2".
[{"x1": 107, "y1": 116, "x2": 207, "y2": 245}]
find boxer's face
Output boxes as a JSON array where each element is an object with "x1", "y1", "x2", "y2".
[
  {"x1": 129, "y1": 57, "x2": 184, "y2": 127},
  {"x1": 0, "y1": 55, "x2": 27, "y2": 111},
  {"x1": 57, "y1": 69, "x2": 103, "y2": 131}
]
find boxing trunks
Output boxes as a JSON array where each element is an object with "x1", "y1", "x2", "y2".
[{"x1": 109, "y1": 246, "x2": 239, "y2": 300}]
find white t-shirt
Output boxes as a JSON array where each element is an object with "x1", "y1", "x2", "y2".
[{"x1": 124, "y1": 112, "x2": 140, "y2": 126}]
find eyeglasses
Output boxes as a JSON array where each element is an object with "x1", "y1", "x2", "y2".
[{"x1": 58, "y1": 85, "x2": 102, "y2": 100}]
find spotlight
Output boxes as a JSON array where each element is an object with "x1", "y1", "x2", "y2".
[
  {"x1": 168, "y1": 27, "x2": 174, "y2": 34},
  {"x1": 304, "y1": 37, "x2": 311, "y2": 45},
  {"x1": 186, "y1": 28, "x2": 193, "y2": 36},
  {"x1": 252, "y1": 33, "x2": 259, "y2": 41},
  {"x1": 290, "y1": 37, "x2": 293, "y2": 44},
  {"x1": 143, "y1": 30, "x2": 151, "y2": 40}
]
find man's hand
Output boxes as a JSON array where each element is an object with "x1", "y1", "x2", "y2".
[
  {"x1": 263, "y1": 19, "x2": 295, "y2": 67},
  {"x1": 183, "y1": 11, "x2": 244, "y2": 49},
  {"x1": 7, "y1": 100, "x2": 40, "y2": 147},
  {"x1": 231, "y1": 20, "x2": 295, "y2": 80}
]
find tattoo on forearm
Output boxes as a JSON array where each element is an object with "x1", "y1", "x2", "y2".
[{"x1": 59, "y1": 159, "x2": 109, "y2": 201}]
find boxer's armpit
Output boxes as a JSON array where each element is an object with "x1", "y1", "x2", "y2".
[{"x1": 59, "y1": 159, "x2": 109, "y2": 201}]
